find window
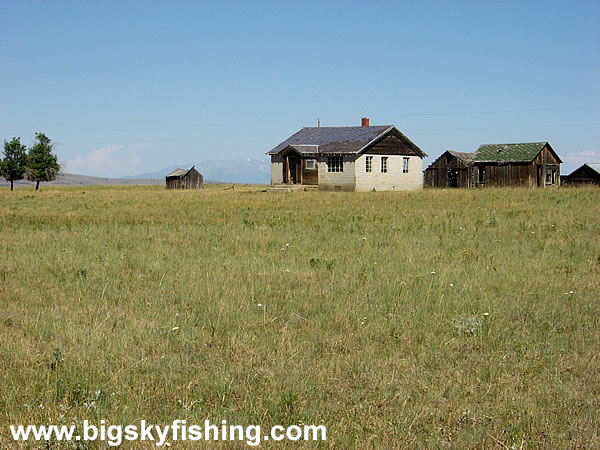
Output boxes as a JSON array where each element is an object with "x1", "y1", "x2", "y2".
[
  {"x1": 305, "y1": 159, "x2": 315, "y2": 170},
  {"x1": 381, "y1": 157, "x2": 388, "y2": 173},
  {"x1": 327, "y1": 155, "x2": 343, "y2": 173},
  {"x1": 478, "y1": 167, "x2": 485, "y2": 183},
  {"x1": 365, "y1": 156, "x2": 372, "y2": 173},
  {"x1": 552, "y1": 170, "x2": 557, "y2": 184},
  {"x1": 403, "y1": 157, "x2": 409, "y2": 173}
]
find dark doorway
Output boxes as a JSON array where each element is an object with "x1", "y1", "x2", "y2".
[
  {"x1": 448, "y1": 169, "x2": 458, "y2": 188},
  {"x1": 283, "y1": 154, "x2": 299, "y2": 184},
  {"x1": 288, "y1": 156, "x2": 298, "y2": 184}
]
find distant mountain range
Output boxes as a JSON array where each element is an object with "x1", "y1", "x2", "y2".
[
  {"x1": 0, "y1": 173, "x2": 164, "y2": 187},
  {"x1": 123, "y1": 158, "x2": 270, "y2": 184},
  {"x1": 1, "y1": 158, "x2": 271, "y2": 187}
]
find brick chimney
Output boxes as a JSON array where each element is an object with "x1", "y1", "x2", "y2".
[{"x1": 361, "y1": 117, "x2": 370, "y2": 127}]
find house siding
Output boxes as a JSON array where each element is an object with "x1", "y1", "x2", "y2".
[
  {"x1": 317, "y1": 156, "x2": 356, "y2": 191},
  {"x1": 355, "y1": 154, "x2": 423, "y2": 191},
  {"x1": 270, "y1": 155, "x2": 284, "y2": 185}
]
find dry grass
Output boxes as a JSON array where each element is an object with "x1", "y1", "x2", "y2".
[{"x1": 0, "y1": 185, "x2": 599, "y2": 448}]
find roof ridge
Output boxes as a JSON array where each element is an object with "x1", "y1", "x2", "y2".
[
  {"x1": 478, "y1": 141, "x2": 546, "y2": 147},
  {"x1": 301, "y1": 125, "x2": 392, "y2": 129}
]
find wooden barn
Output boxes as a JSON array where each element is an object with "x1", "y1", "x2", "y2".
[
  {"x1": 165, "y1": 166, "x2": 203, "y2": 189},
  {"x1": 424, "y1": 142, "x2": 561, "y2": 188},
  {"x1": 562, "y1": 163, "x2": 600, "y2": 186}
]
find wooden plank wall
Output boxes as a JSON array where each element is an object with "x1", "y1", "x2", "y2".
[
  {"x1": 480, "y1": 163, "x2": 535, "y2": 188},
  {"x1": 566, "y1": 166, "x2": 600, "y2": 185},
  {"x1": 301, "y1": 159, "x2": 318, "y2": 185},
  {"x1": 424, "y1": 152, "x2": 471, "y2": 188},
  {"x1": 367, "y1": 134, "x2": 420, "y2": 156},
  {"x1": 165, "y1": 170, "x2": 203, "y2": 189}
]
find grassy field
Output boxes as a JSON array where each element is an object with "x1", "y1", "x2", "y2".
[{"x1": 0, "y1": 185, "x2": 598, "y2": 448}]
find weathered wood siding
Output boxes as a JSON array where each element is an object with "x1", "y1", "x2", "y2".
[
  {"x1": 565, "y1": 165, "x2": 600, "y2": 186},
  {"x1": 366, "y1": 133, "x2": 421, "y2": 156},
  {"x1": 476, "y1": 145, "x2": 560, "y2": 188},
  {"x1": 271, "y1": 154, "x2": 318, "y2": 185},
  {"x1": 165, "y1": 168, "x2": 203, "y2": 189},
  {"x1": 301, "y1": 159, "x2": 318, "y2": 185},
  {"x1": 424, "y1": 152, "x2": 472, "y2": 188},
  {"x1": 533, "y1": 145, "x2": 560, "y2": 187},
  {"x1": 474, "y1": 163, "x2": 534, "y2": 188}
]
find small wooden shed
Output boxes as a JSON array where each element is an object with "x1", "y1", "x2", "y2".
[
  {"x1": 424, "y1": 150, "x2": 475, "y2": 188},
  {"x1": 563, "y1": 163, "x2": 600, "y2": 186},
  {"x1": 165, "y1": 166, "x2": 203, "y2": 189}
]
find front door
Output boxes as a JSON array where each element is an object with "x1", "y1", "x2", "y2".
[{"x1": 288, "y1": 156, "x2": 298, "y2": 184}]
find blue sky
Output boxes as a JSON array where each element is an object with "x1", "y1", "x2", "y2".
[{"x1": 1, "y1": 0, "x2": 599, "y2": 177}]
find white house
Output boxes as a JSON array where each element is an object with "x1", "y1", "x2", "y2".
[{"x1": 267, "y1": 118, "x2": 427, "y2": 191}]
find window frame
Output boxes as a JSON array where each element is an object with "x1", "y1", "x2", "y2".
[
  {"x1": 381, "y1": 156, "x2": 388, "y2": 173},
  {"x1": 365, "y1": 156, "x2": 372, "y2": 173},
  {"x1": 478, "y1": 167, "x2": 485, "y2": 184},
  {"x1": 402, "y1": 157, "x2": 409, "y2": 173},
  {"x1": 327, "y1": 155, "x2": 344, "y2": 173},
  {"x1": 305, "y1": 159, "x2": 316, "y2": 170}
]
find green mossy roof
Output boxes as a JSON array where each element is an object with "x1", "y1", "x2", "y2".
[{"x1": 474, "y1": 142, "x2": 547, "y2": 162}]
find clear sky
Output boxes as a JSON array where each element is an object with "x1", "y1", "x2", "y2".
[{"x1": 1, "y1": 0, "x2": 599, "y2": 177}]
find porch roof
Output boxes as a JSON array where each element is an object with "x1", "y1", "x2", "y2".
[{"x1": 284, "y1": 144, "x2": 320, "y2": 155}]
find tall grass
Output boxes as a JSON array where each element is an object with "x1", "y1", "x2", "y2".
[{"x1": 0, "y1": 185, "x2": 598, "y2": 447}]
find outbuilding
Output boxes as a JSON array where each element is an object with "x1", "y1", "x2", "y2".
[
  {"x1": 165, "y1": 166, "x2": 203, "y2": 189},
  {"x1": 423, "y1": 150, "x2": 475, "y2": 188},
  {"x1": 562, "y1": 163, "x2": 600, "y2": 186},
  {"x1": 424, "y1": 142, "x2": 561, "y2": 188}
]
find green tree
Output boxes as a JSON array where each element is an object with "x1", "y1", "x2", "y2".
[
  {"x1": 0, "y1": 137, "x2": 28, "y2": 191},
  {"x1": 26, "y1": 132, "x2": 60, "y2": 190}
]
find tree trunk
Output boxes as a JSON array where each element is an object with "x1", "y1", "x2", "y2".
[
  {"x1": 10, "y1": 180, "x2": 14, "y2": 191},
  {"x1": 35, "y1": 181, "x2": 40, "y2": 191}
]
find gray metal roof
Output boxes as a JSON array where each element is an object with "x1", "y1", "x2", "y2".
[
  {"x1": 166, "y1": 168, "x2": 187, "y2": 177},
  {"x1": 447, "y1": 150, "x2": 475, "y2": 162},
  {"x1": 166, "y1": 166, "x2": 200, "y2": 178},
  {"x1": 267, "y1": 125, "x2": 394, "y2": 155}
]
